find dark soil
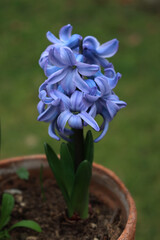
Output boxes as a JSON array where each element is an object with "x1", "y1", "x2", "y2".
[{"x1": 0, "y1": 169, "x2": 125, "y2": 240}]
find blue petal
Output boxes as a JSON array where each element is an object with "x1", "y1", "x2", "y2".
[
  {"x1": 77, "y1": 62, "x2": 99, "y2": 76},
  {"x1": 95, "y1": 76, "x2": 111, "y2": 96},
  {"x1": 97, "y1": 39, "x2": 119, "y2": 58},
  {"x1": 46, "y1": 31, "x2": 61, "y2": 44},
  {"x1": 107, "y1": 93, "x2": 119, "y2": 101},
  {"x1": 94, "y1": 119, "x2": 109, "y2": 142},
  {"x1": 107, "y1": 72, "x2": 121, "y2": 90},
  {"x1": 63, "y1": 128, "x2": 73, "y2": 136},
  {"x1": 46, "y1": 82, "x2": 57, "y2": 95},
  {"x1": 47, "y1": 68, "x2": 67, "y2": 85},
  {"x1": 70, "y1": 90, "x2": 84, "y2": 112},
  {"x1": 37, "y1": 105, "x2": 59, "y2": 122},
  {"x1": 67, "y1": 34, "x2": 82, "y2": 49},
  {"x1": 104, "y1": 68, "x2": 116, "y2": 79},
  {"x1": 57, "y1": 110, "x2": 72, "y2": 132},
  {"x1": 39, "y1": 90, "x2": 53, "y2": 104},
  {"x1": 112, "y1": 100, "x2": 127, "y2": 109},
  {"x1": 58, "y1": 127, "x2": 73, "y2": 142},
  {"x1": 96, "y1": 56, "x2": 109, "y2": 68},
  {"x1": 59, "y1": 46, "x2": 76, "y2": 66},
  {"x1": 39, "y1": 81, "x2": 47, "y2": 92},
  {"x1": 107, "y1": 93, "x2": 127, "y2": 108},
  {"x1": 85, "y1": 94, "x2": 99, "y2": 103},
  {"x1": 53, "y1": 90, "x2": 71, "y2": 109},
  {"x1": 58, "y1": 127, "x2": 73, "y2": 141},
  {"x1": 51, "y1": 99, "x2": 61, "y2": 107},
  {"x1": 58, "y1": 131, "x2": 71, "y2": 142},
  {"x1": 37, "y1": 101, "x2": 45, "y2": 114},
  {"x1": 88, "y1": 104, "x2": 97, "y2": 118},
  {"x1": 74, "y1": 70, "x2": 90, "y2": 93},
  {"x1": 61, "y1": 69, "x2": 76, "y2": 95},
  {"x1": 59, "y1": 24, "x2": 72, "y2": 42},
  {"x1": 85, "y1": 79, "x2": 97, "y2": 88},
  {"x1": 48, "y1": 121, "x2": 60, "y2": 140},
  {"x1": 106, "y1": 101, "x2": 119, "y2": 120},
  {"x1": 76, "y1": 54, "x2": 84, "y2": 62},
  {"x1": 39, "y1": 52, "x2": 48, "y2": 69},
  {"x1": 104, "y1": 62, "x2": 114, "y2": 69},
  {"x1": 83, "y1": 36, "x2": 100, "y2": 49},
  {"x1": 79, "y1": 111, "x2": 100, "y2": 131},
  {"x1": 44, "y1": 62, "x2": 60, "y2": 77},
  {"x1": 68, "y1": 115, "x2": 83, "y2": 129},
  {"x1": 39, "y1": 45, "x2": 54, "y2": 68},
  {"x1": 83, "y1": 48, "x2": 98, "y2": 65},
  {"x1": 39, "y1": 90, "x2": 46, "y2": 100},
  {"x1": 49, "y1": 47, "x2": 66, "y2": 67}
]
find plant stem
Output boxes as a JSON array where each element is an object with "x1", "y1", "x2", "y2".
[
  {"x1": 79, "y1": 39, "x2": 83, "y2": 55},
  {"x1": 73, "y1": 129, "x2": 84, "y2": 171}
]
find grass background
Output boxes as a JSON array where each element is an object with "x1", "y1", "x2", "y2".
[{"x1": 0, "y1": 0, "x2": 160, "y2": 239}]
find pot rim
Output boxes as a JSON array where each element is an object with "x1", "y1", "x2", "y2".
[{"x1": 0, "y1": 154, "x2": 137, "y2": 240}]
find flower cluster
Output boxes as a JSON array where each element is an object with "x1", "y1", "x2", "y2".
[{"x1": 37, "y1": 24, "x2": 126, "y2": 142}]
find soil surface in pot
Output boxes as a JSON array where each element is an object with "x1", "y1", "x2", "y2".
[{"x1": 0, "y1": 168, "x2": 125, "y2": 240}]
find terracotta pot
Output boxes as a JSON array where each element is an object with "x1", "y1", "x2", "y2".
[{"x1": 0, "y1": 155, "x2": 137, "y2": 240}]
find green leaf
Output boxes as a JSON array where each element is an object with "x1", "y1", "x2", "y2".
[
  {"x1": 9, "y1": 220, "x2": 42, "y2": 233},
  {"x1": 71, "y1": 160, "x2": 92, "y2": 219},
  {"x1": 44, "y1": 143, "x2": 73, "y2": 215},
  {"x1": 44, "y1": 143, "x2": 63, "y2": 184},
  {"x1": 0, "y1": 230, "x2": 10, "y2": 239},
  {"x1": 84, "y1": 130, "x2": 94, "y2": 164},
  {"x1": 60, "y1": 143, "x2": 75, "y2": 196},
  {"x1": 0, "y1": 194, "x2": 14, "y2": 230},
  {"x1": 16, "y1": 167, "x2": 29, "y2": 180}
]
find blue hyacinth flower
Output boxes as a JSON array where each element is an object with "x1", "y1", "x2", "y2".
[
  {"x1": 39, "y1": 24, "x2": 82, "y2": 74},
  {"x1": 46, "y1": 45, "x2": 99, "y2": 94},
  {"x1": 47, "y1": 24, "x2": 82, "y2": 50},
  {"x1": 83, "y1": 36, "x2": 119, "y2": 67}
]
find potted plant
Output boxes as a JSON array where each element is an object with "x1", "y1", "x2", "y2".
[{"x1": 0, "y1": 24, "x2": 137, "y2": 239}]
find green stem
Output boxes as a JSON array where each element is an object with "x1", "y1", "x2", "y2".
[
  {"x1": 73, "y1": 129, "x2": 84, "y2": 171},
  {"x1": 79, "y1": 39, "x2": 83, "y2": 55}
]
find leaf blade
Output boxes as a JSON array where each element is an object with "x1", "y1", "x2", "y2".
[
  {"x1": 71, "y1": 160, "x2": 92, "y2": 219},
  {"x1": 16, "y1": 167, "x2": 29, "y2": 180},
  {"x1": 60, "y1": 143, "x2": 75, "y2": 196},
  {"x1": 9, "y1": 220, "x2": 42, "y2": 233},
  {"x1": 0, "y1": 194, "x2": 14, "y2": 230},
  {"x1": 44, "y1": 143, "x2": 73, "y2": 216}
]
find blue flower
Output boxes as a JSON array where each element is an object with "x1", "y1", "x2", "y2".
[
  {"x1": 77, "y1": 75, "x2": 126, "y2": 142},
  {"x1": 38, "y1": 88, "x2": 100, "y2": 141},
  {"x1": 83, "y1": 36, "x2": 119, "y2": 67},
  {"x1": 47, "y1": 24, "x2": 82, "y2": 49},
  {"x1": 46, "y1": 45, "x2": 99, "y2": 94},
  {"x1": 57, "y1": 91, "x2": 99, "y2": 131},
  {"x1": 93, "y1": 76, "x2": 126, "y2": 142},
  {"x1": 37, "y1": 88, "x2": 61, "y2": 124},
  {"x1": 39, "y1": 24, "x2": 82, "y2": 76}
]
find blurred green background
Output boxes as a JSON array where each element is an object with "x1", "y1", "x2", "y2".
[{"x1": 0, "y1": 0, "x2": 160, "y2": 239}]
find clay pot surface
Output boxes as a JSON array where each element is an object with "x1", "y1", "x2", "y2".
[{"x1": 0, "y1": 155, "x2": 137, "y2": 240}]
